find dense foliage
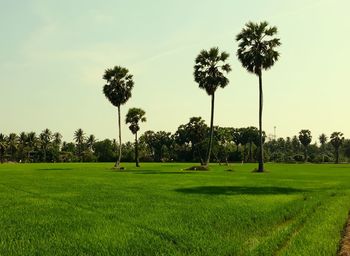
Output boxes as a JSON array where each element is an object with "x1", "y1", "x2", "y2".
[{"x1": 1, "y1": 124, "x2": 349, "y2": 164}]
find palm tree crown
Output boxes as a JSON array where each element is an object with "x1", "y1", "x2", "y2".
[
  {"x1": 125, "y1": 108, "x2": 147, "y2": 134},
  {"x1": 103, "y1": 66, "x2": 134, "y2": 107},
  {"x1": 74, "y1": 129, "x2": 85, "y2": 144},
  {"x1": 236, "y1": 21, "x2": 281, "y2": 75},
  {"x1": 194, "y1": 47, "x2": 231, "y2": 95}
]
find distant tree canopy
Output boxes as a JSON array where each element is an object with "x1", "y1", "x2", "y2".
[{"x1": 1, "y1": 123, "x2": 349, "y2": 164}]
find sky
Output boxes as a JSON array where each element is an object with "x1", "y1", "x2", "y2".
[{"x1": 1, "y1": 0, "x2": 349, "y2": 143}]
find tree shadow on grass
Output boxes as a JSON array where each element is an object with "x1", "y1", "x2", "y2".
[
  {"x1": 36, "y1": 168, "x2": 73, "y2": 171},
  {"x1": 175, "y1": 186, "x2": 306, "y2": 195}
]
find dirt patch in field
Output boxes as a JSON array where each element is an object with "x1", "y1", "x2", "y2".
[{"x1": 339, "y1": 212, "x2": 350, "y2": 256}]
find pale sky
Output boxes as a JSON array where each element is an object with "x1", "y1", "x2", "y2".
[{"x1": 1, "y1": 0, "x2": 349, "y2": 143}]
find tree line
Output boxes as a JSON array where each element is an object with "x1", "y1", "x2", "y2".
[{"x1": 0, "y1": 125, "x2": 349, "y2": 164}]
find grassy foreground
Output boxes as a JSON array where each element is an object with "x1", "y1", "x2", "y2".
[{"x1": 1, "y1": 163, "x2": 350, "y2": 255}]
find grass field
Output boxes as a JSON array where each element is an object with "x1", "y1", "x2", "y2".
[{"x1": 1, "y1": 163, "x2": 350, "y2": 255}]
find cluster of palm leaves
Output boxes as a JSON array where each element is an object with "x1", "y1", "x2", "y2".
[
  {"x1": 0, "y1": 129, "x2": 62, "y2": 163},
  {"x1": 0, "y1": 128, "x2": 99, "y2": 163}
]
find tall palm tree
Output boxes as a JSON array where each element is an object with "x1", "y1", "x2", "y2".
[
  {"x1": 236, "y1": 21, "x2": 281, "y2": 172},
  {"x1": 0, "y1": 133, "x2": 7, "y2": 163},
  {"x1": 319, "y1": 133, "x2": 327, "y2": 163},
  {"x1": 298, "y1": 129, "x2": 312, "y2": 162},
  {"x1": 74, "y1": 128, "x2": 85, "y2": 162},
  {"x1": 103, "y1": 66, "x2": 134, "y2": 168},
  {"x1": 125, "y1": 108, "x2": 146, "y2": 167},
  {"x1": 194, "y1": 47, "x2": 231, "y2": 167},
  {"x1": 39, "y1": 128, "x2": 52, "y2": 162},
  {"x1": 330, "y1": 132, "x2": 344, "y2": 164}
]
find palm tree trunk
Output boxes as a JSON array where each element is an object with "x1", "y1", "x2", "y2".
[
  {"x1": 135, "y1": 132, "x2": 140, "y2": 167},
  {"x1": 258, "y1": 72, "x2": 264, "y2": 172},
  {"x1": 115, "y1": 105, "x2": 122, "y2": 168},
  {"x1": 304, "y1": 147, "x2": 307, "y2": 163},
  {"x1": 205, "y1": 93, "x2": 215, "y2": 166}
]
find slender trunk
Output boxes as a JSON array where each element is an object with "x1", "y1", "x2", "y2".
[
  {"x1": 135, "y1": 132, "x2": 139, "y2": 167},
  {"x1": 115, "y1": 105, "x2": 122, "y2": 167},
  {"x1": 258, "y1": 72, "x2": 264, "y2": 172},
  {"x1": 205, "y1": 93, "x2": 215, "y2": 166},
  {"x1": 44, "y1": 147, "x2": 46, "y2": 162},
  {"x1": 304, "y1": 146, "x2": 307, "y2": 163}
]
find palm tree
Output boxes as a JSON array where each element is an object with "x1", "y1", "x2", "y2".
[
  {"x1": 236, "y1": 21, "x2": 281, "y2": 172},
  {"x1": 0, "y1": 133, "x2": 7, "y2": 163},
  {"x1": 87, "y1": 134, "x2": 96, "y2": 151},
  {"x1": 319, "y1": 133, "x2": 327, "y2": 163},
  {"x1": 330, "y1": 132, "x2": 344, "y2": 164},
  {"x1": 74, "y1": 128, "x2": 85, "y2": 162},
  {"x1": 126, "y1": 108, "x2": 146, "y2": 167},
  {"x1": 298, "y1": 129, "x2": 312, "y2": 162},
  {"x1": 26, "y1": 132, "x2": 37, "y2": 162},
  {"x1": 194, "y1": 47, "x2": 231, "y2": 167},
  {"x1": 18, "y1": 132, "x2": 28, "y2": 162},
  {"x1": 7, "y1": 133, "x2": 18, "y2": 162},
  {"x1": 53, "y1": 132, "x2": 62, "y2": 149},
  {"x1": 103, "y1": 66, "x2": 134, "y2": 168},
  {"x1": 39, "y1": 128, "x2": 52, "y2": 162},
  {"x1": 52, "y1": 132, "x2": 62, "y2": 162}
]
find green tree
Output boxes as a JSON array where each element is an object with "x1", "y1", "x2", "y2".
[
  {"x1": 245, "y1": 127, "x2": 259, "y2": 162},
  {"x1": 87, "y1": 134, "x2": 96, "y2": 151},
  {"x1": 74, "y1": 128, "x2": 85, "y2": 162},
  {"x1": 26, "y1": 132, "x2": 38, "y2": 162},
  {"x1": 213, "y1": 127, "x2": 233, "y2": 165},
  {"x1": 236, "y1": 21, "x2": 281, "y2": 172},
  {"x1": 343, "y1": 140, "x2": 350, "y2": 162},
  {"x1": 298, "y1": 130, "x2": 312, "y2": 162},
  {"x1": 39, "y1": 128, "x2": 52, "y2": 162},
  {"x1": 141, "y1": 131, "x2": 172, "y2": 162},
  {"x1": 175, "y1": 117, "x2": 209, "y2": 165},
  {"x1": 232, "y1": 128, "x2": 242, "y2": 153},
  {"x1": 319, "y1": 133, "x2": 328, "y2": 163},
  {"x1": 94, "y1": 139, "x2": 116, "y2": 162},
  {"x1": 0, "y1": 134, "x2": 7, "y2": 163},
  {"x1": 125, "y1": 108, "x2": 146, "y2": 167},
  {"x1": 52, "y1": 132, "x2": 62, "y2": 162},
  {"x1": 7, "y1": 133, "x2": 18, "y2": 162},
  {"x1": 103, "y1": 66, "x2": 134, "y2": 168},
  {"x1": 330, "y1": 132, "x2": 344, "y2": 164},
  {"x1": 18, "y1": 132, "x2": 28, "y2": 162},
  {"x1": 194, "y1": 47, "x2": 231, "y2": 167}
]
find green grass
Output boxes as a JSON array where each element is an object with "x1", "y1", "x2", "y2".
[{"x1": 1, "y1": 163, "x2": 350, "y2": 255}]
